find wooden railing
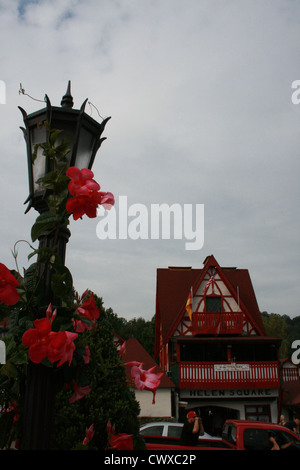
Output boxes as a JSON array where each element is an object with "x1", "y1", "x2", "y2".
[
  {"x1": 179, "y1": 361, "x2": 280, "y2": 389},
  {"x1": 192, "y1": 313, "x2": 243, "y2": 335},
  {"x1": 282, "y1": 367, "x2": 300, "y2": 382}
]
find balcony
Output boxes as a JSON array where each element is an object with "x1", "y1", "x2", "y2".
[
  {"x1": 179, "y1": 361, "x2": 280, "y2": 389},
  {"x1": 282, "y1": 367, "x2": 300, "y2": 382},
  {"x1": 192, "y1": 312, "x2": 243, "y2": 335}
]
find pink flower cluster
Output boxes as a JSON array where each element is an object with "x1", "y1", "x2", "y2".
[
  {"x1": 69, "y1": 381, "x2": 91, "y2": 404},
  {"x1": 0, "y1": 263, "x2": 19, "y2": 306},
  {"x1": 107, "y1": 418, "x2": 133, "y2": 450},
  {"x1": 72, "y1": 291, "x2": 100, "y2": 333},
  {"x1": 83, "y1": 424, "x2": 95, "y2": 446},
  {"x1": 125, "y1": 360, "x2": 163, "y2": 404},
  {"x1": 66, "y1": 167, "x2": 114, "y2": 220},
  {"x1": 22, "y1": 313, "x2": 77, "y2": 367},
  {"x1": 120, "y1": 342, "x2": 163, "y2": 404},
  {"x1": 22, "y1": 303, "x2": 93, "y2": 404},
  {"x1": 82, "y1": 420, "x2": 134, "y2": 449}
]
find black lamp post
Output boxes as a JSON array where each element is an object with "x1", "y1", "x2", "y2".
[{"x1": 18, "y1": 82, "x2": 110, "y2": 449}]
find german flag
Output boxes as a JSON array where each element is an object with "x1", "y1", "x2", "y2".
[{"x1": 185, "y1": 288, "x2": 193, "y2": 322}]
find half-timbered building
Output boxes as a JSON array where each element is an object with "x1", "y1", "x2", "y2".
[{"x1": 154, "y1": 254, "x2": 282, "y2": 433}]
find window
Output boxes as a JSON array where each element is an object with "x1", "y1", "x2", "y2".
[
  {"x1": 244, "y1": 429, "x2": 270, "y2": 450},
  {"x1": 167, "y1": 425, "x2": 183, "y2": 438},
  {"x1": 222, "y1": 423, "x2": 236, "y2": 444},
  {"x1": 206, "y1": 296, "x2": 222, "y2": 313},
  {"x1": 245, "y1": 405, "x2": 270, "y2": 422},
  {"x1": 140, "y1": 425, "x2": 164, "y2": 436},
  {"x1": 244, "y1": 427, "x2": 300, "y2": 450}
]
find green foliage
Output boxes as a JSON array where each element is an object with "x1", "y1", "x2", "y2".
[
  {"x1": 53, "y1": 296, "x2": 143, "y2": 450},
  {"x1": 106, "y1": 308, "x2": 155, "y2": 358},
  {"x1": 261, "y1": 311, "x2": 300, "y2": 358}
]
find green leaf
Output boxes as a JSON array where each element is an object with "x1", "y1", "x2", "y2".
[
  {"x1": 36, "y1": 171, "x2": 58, "y2": 190},
  {"x1": 23, "y1": 263, "x2": 38, "y2": 293},
  {"x1": 31, "y1": 212, "x2": 63, "y2": 242},
  {"x1": 51, "y1": 266, "x2": 73, "y2": 300},
  {"x1": 3, "y1": 336, "x2": 17, "y2": 357},
  {"x1": 49, "y1": 129, "x2": 63, "y2": 146},
  {"x1": 0, "y1": 360, "x2": 18, "y2": 378},
  {"x1": 11, "y1": 350, "x2": 28, "y2": 366}
]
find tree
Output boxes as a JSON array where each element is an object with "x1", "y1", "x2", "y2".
[
  {"x1": 106, "y1": 309, "x2": 155, "y2": 358},
  {"x1": 262, "y1": 312, "x2": 290, "y2": 358},
  {"x1": 53, "y1": 294, "x2": 144, "y2": 450}
]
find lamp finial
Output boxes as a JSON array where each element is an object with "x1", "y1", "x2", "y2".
[{"x1": 61, "y1": 80, "x2": 74, "y2": 108}]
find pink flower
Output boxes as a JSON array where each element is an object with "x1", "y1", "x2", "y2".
[
  {"x1": 77, "y1": 293, "x2": 99, "y2": 322},
  {"x1": 66, "y1": 192, "x2": 103, "y2": 220},
  {"x1": 130, "y1": 364, "x2": 163, "y2": 404},
  {"x1": 106, "y1": 419, "x2": 133, "y2": 450},
  {"x1": 46, "y1": 303, "x2": 57, "y2": 323},
  {"x1": 69, "y1": 381, "x2": 91, "y2": 403},
  {"x1": 73, "y1": 292, "x2": 100, "y2": 332},
  {"x1": 98, "y1": 191, "x2": 115, "y2": 210},
  {"x1": 22, "y1": 307, "x2": 78, "y2": 367},
  {"x1": 0, "y1": 263, "x2": 19, "y2": 306},
  {"x1": 22, "y1": 318, "x2": 52, "y2": 363},
  {"x1": 82, "y1": 345, "x2": 90, "y2": 364},
  {"x1": 83, "y1": 424, "x2": 95, "y2": 446},
  {"x1": 47, "y1": 331, "x2": 78, "y2": 367},
  {"x1": 106, "y1": 418, "x2": 115, "y2": 436},
  {"x1": 66, "y1": 167, "x2": 114, "y2": 220},
  {"x1": 66, "y1": 167, "x2": 100, "y2": 196},
  {"x1": 110, "y1": 433, "x2": 133, "y2": 450}
]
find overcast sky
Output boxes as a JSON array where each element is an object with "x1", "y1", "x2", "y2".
[{"x1": 0, "y1": 0, "x2": 299, "y2": 321}]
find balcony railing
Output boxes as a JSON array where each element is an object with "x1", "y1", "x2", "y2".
[
  {"x1": 282, "y1": 367, "x2": 300, "y2": 382},
  {"x1": 179, "y1": 361, "x2": 280, "y2": 389},
  {"x1": 192, "y1": 313, "x2": 243, "y2": 335}
]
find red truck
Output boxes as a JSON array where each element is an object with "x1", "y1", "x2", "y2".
[{"x1": 144, "y1": 419, "x2": 300, "y2": 451}]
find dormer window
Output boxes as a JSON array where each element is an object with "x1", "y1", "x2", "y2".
[{"x1": 206, "y1": 296, "x2": 222, "y2": 313}]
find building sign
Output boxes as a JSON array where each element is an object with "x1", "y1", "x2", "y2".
[
  {"x1": 180, "y1": 388, "x2": 279, "y2": 399},
  {"x1": 214, "y1": 363, "x2": 250, "y2": 372}
]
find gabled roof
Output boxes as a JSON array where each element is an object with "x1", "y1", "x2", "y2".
[
  {"x1": 155, "y1": 254, "x2": 266, "y2": 356},
  {"x1": 121, "y1": 338, "x2": 175, "y2": 388}
]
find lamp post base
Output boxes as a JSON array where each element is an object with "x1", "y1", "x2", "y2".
[{"x1": 20, "y1": 362, "x2": 56, "y2": 450}]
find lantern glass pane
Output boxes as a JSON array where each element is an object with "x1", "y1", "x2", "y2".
[
  {"x1": 76, "y1": 127, "x2": 95, "y2": 169},
  {"x1": 31, "y1": 124, "x2": 47, "y2": 194}
]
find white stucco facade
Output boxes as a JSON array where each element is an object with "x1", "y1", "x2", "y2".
[{"x1": 133, "y1": 388, "x2": 173, "y2": 418}]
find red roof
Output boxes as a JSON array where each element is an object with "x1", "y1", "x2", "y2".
[
  {"x1": 155, "y1": 254, "x2": 266, "y2": 356},
  {"x1": 121, "y1": 338, "x2": 174, "y2": 388}
]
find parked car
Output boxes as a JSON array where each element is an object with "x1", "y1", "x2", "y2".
[
  {"x1": 144, "y1": 419, "x2": 300, "y2": 451},
  {"x1": 140, "y1": 421, "x2": 221, "y2": 440}
]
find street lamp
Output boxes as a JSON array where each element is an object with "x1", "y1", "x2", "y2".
[
  {"x1": 19, "y1": 80, "x2": 110, "y2": 214},
  {"x1": 18, "y1": 82, "x2": 110, "y2": 450}
]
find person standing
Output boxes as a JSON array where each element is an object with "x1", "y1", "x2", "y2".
[
  {"x1": 180, "y1": 411, "x2": 204, "y2": 446},
  {"x1": 279, "y1": 415, "x2": 286, "y2": 426},
  {"x1": 284, "y1": 418, "x2": 300, "y2": 434}
]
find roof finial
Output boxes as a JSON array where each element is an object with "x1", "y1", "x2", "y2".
[{"x1": 61, "y1": 80, "x2": 74, "y2": 108}]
